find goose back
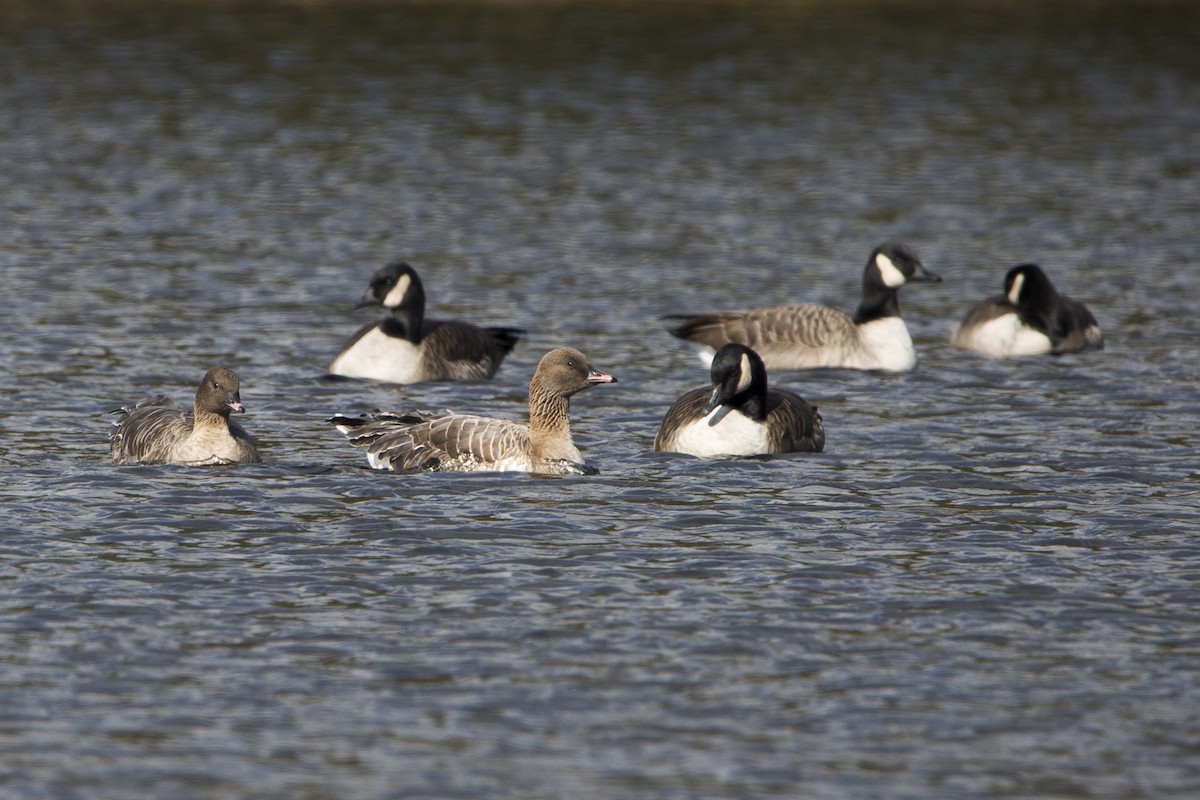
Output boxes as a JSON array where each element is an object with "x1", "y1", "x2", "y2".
[{"x1": 330, "y1": 410, "x2": 539, "y2": 473}]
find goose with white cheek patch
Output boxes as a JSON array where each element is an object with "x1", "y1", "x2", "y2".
[
  {"x1": 664, "y1": 242, "x2": 941, "y2": 373},
  {"x1": 329, "y1": 347, "x2": 617, "y2": 475},
  {"x1": 328, "y1": 260, "x2": 524, "y2": 384},
  {"x1": 655, "y1": 343, "x2": 824, "y2": 458},
  {"x1": 109, "y1": 366, "x2": 261, "y2": 466},
  {"x1": 950, "y1": 263, "x2": 1103, "y2": 357}
]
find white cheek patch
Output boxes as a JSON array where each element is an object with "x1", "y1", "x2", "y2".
[
  {"x1": 382, "y1": 274, "x2": 412, "y2": 308},
  {"x1": 876, "y1": 252, "x2": 907, "y2": 287},
  {"x1": 736, "y1": 354, "x2": 754, "y2": 393},
  {"x1": 1007, "y1": 272, "x2": 1026, "y2": 305}
]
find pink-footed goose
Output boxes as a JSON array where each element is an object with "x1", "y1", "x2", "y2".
[
  {"x1": 328, "y1": 260, "x2": 524, "y2": 384},
  {"x1": 330, "y1": 347, "x2": 617, "y2": 475},
  {"x1": 950, "y1": 263, "x2": 1103, "y2": 357},
  {"x1": 664, "y1": 242, "x2": 941, "y2": 373},
  {"x1": 655, "y1": 343, "x2": 824, "y2": 458},
  {"x1": 109, "y1": 366, "x2": 261, "y2": 466}
]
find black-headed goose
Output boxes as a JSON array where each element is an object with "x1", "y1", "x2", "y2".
[
  {"x1": 664, "y1": 242, "x2": 941, "y2": 372},
  {"x1": 328, "y1": 260, "x2": 524, "y2": 384},
  {"x1": 109, "y1": 366, "x2": 261, "y2": 466},
  {"x1": 655, "y1": 343, "x2": 824, "y2": 458},
  {"x1": 950, "y1": 263, "x2": 1103, "y2": 357},
  {"x1": 329, "y1": 347, "x2": 617, "y2": 475}
]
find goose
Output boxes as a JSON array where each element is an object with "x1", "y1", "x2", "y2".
[
  {"x1": 329, "y1": 347, "x2": 617, "y2": 475},
  {"x1": 655, "y1": 343, "x2": 824, "y2": 458},
  {"x1": 950, "y1": 263, "x2": 1104, "y2": 357},
  {"x1": 327, "y1": 260, "x2": 524, "y2": 384},
  {"x1": 663, "y1": 242, "x2": 941, "y2": 372},
  {"x1": 109, "y1": 366, "x2": 261, "y2": 466}
]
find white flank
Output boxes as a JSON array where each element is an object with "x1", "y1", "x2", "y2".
[
  {"x1": 328, "y1": 327, "x2": 424, "y2": 383},
  {"x1": 853, "y1": 316, "x2": 916, "y2": 371},
  {"x1": 955, "y1": 313, "x2": 1051, "y2": 357},
  {"x1": 671, "y1": 407, "x2": 771, "y2": 458},
  {"x1": 366, "y1": 450, "x2": 392, "y2": 470}
]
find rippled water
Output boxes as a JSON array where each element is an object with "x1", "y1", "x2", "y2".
[{"x1": 3, "y1": 1, "x2": 1200, "y2": 797}]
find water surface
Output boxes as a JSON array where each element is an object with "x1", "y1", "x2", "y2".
[{"x1": 2, "y1": 1, "x2": 1199, "y2": 798}]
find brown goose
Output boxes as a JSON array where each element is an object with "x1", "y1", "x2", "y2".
[
  {"x1": 950, "y1": 263, "x2": 1104, "y2": 357},
  {"x1": 328, "y1": 260, "x2": 524, "y2": 384},
  {"x1": 329, "y1": 347, "x2": 616, "y2": 475},
  {"x1": 655, "y1": 343, "x2": 824, "y2": 458},
  {"x1": 109, "y1": 366, "x2": 261, "y2": 466},
  {"x1": 663, "y1": 242, "x2": 941, "y2": 372}
]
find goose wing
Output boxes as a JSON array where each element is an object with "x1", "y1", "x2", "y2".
[
  {"x1": 666, "y1": 305, "x2": 858, "y2": 365},
  {"x1": 765, "y1": 391, "x2": 826, "y2": 454},
  {"x1": 1050, "y1": 297, "x2": 1104, "y2": 353},
  {"x1": 421, "y1": 320, "x2": 525, "y2": 380},
  {"x1": 653, "y1": 387, "x2": 711, "y2": 452},
  {"x1": 331, "y1": 410, "x2": 531, "y2": 472},
  {"x1": 110, "y1": 395, "x2": 191, "y2": 464}
]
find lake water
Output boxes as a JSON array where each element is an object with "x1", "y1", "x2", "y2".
[{"x1": 2, "y1": 1, "x2": 1199, "y2": 797}]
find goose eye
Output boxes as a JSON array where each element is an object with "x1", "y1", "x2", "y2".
[{"x1": 566, "y1": 360, "x2": 575, "y2": 367}]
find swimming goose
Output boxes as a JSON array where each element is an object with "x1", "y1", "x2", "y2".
[
  {"x1": 329, "y1": 347, "x2": 617, "y2": 475},
  {"x1": 950, "y1": 263, "x2": 1104, "y2": 357},
  {"x1": 664, "y1": 242, "x2": 941, "y2": 372},
  {"x1": 655, "y1": 343, "x2": 824, "y2": 458},
  {"x1": 109, "y1": 366, "x2": 261, "y2": 466},
  {"x1": 328, "y1": 260, "x2": 524, "y2": 384}
]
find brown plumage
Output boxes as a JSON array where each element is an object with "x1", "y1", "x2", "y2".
[
  {"x1": 328, "y1": 260, "x2": 524, "y2": 383},
  {"x1": 330, "y1": 347, "x2": 617, "y2": 475},
  {"x1": 667, "y1": 305, "x2": 860, "y2": 365},
  {"x1": 655, "y1": 343, "x2": 824, "y2": 457},
  {"x1": 109, "y1": 366, "x2": 261, "y2": 466}
]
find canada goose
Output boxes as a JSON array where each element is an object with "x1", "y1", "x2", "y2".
[
  {"x1": 950, "y1": 263, "x2": 1104, "y2": 357},
  {"x1": 329, "y1": 347, "x2": 617, "y2": 475},
  {"x1": 328, "y1": 260, "x2": 524, "y2": 383},
  {"x1": 655, "y1": 343, "x2": 824, "y2": 457},
  {"x1": 664, "y1": 242, "x2": 941, "y2": 372},
  {"x1": 109, "y1": 366, "x2": 261, "y2": 466}
]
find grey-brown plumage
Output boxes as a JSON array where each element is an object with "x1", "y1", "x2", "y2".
[
  {"x1": 655, "y1": 343, "x2": 824, "y2": 458},
  {"x1": 328, "y1": 260, "x2": 524, "y2": 384},
  {"x1": 330, "y1": 347, "x2": 617, "y2": 475},
  {"x1": 109, "y1": 366, "x2": 261, "y2": 466},
  {"x1": 664, "y1": 242, "x2": 941, "y2": 372},
  {"x1": 950, "y1": 263, "x2": 1104, "y2": 357}
]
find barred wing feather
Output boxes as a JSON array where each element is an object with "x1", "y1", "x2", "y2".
[{"x1": 110, "y1": 395, "x2": 191, "y2": 464}]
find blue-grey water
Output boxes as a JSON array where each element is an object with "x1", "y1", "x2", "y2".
[{"x1": 2, "y1": 1, "x2": 1199, "y2": 798}]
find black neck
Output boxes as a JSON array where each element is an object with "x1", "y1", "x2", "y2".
[
  {"x1": 853, "y1": 285, "x2": 901, "y2": 324},
  {"x1": 739, "y1": 391, "x2": 767, "y2": 422},
  {"x1": 379, "y1": 306, "x2": 423, "y2": 343}
]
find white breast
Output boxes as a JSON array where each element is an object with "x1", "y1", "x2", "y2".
[
  {"x1": 670, "y1": 408, "x2": 771, "y2": 458},
  {"x1": 954, "y1": 314, "x2": 1052, "y2": 357},
  {"x1": 329, "y1": 327, "x2": 425, "y2": 383},
  {"x1": 852, "y1": 317, "x2": 916, "y2": 371}
]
